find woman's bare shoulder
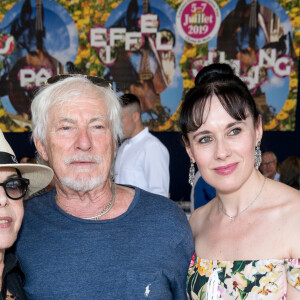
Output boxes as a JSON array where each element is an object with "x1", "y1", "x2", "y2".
[
  {"x1": 283, "y1": 188, "x2": 300, "y2": 258},
  {"x1": 265, "y1": 179, "x2": 300, "y2": 205},
  {"x1": 189, "y1": 198, "x2": 216, "y2": 232},
  {"x1": 267, "y1": 181, "x2": 300, "y2": 256},
  {"x1": 281, "y1": 185, "x2": 300, "y2": 222}
]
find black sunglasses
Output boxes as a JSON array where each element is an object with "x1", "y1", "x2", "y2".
[
  {"x1": 45, "y1": 74, "x2": 112, "y2": 87},
  {"x1": 0, "y1": 178, "x2": 30, "y2": 200}
]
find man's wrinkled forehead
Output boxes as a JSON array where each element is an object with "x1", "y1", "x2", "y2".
[{"x1": 47, "y1": 97, "x2": 109, "y2": 125}]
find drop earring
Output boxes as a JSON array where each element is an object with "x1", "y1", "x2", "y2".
[
  {"x1": 188, "y1": 159, "x2": 195, "y2": 186},
  {"x1": 254, "y1": 141, "x2": 262, "y2": 169}
]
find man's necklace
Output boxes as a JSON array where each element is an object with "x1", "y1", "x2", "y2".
[
  {"x1": 218, "y1": 177, "x2": 266, "y2": 222},
  {"x1": 83, "y1": 183, "x2": 116, "y2": 220},
  {"x1": 56, "y1": 183, "x2": 116, "y2": 220}
]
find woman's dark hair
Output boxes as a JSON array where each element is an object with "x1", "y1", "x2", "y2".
[
  {"x1": 279, "y1": 156, "x2": 300, "y2": 190},
  {"x1": 194, "y1": 63, "x2": 234, "y2": 85},
  {"x1": 180, "y1": 63, "x2": 260, "y2": 141}
]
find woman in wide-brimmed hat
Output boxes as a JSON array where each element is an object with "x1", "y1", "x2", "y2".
[{"x1": 0, "y1": 130, "x2": 53, "y2": 299}]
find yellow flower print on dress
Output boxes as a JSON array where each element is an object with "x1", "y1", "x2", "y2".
[{"x1": 196, "y1": 258, "x2": 213, "y2": 277}]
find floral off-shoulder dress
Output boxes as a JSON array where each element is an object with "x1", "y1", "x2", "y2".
[{"x1": 187, "y1": 253, "x2": 300, "y2": 299}]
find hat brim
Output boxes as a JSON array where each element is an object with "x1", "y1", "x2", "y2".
[{"x1": 0, "y1": 163, "x2": 54, "y2": 197}]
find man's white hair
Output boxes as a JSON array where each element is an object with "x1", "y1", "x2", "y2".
[{"x1": 31, "y1": 76, "x2": 123, "y2": 145}]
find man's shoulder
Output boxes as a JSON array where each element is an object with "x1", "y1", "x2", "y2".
[
  {"x1": 138, "y1": 188, "x2": 173, "y2": 204},
  {"x1": 24, "y1": 190, "x2": 53, "y2": 211},
  {"x1": 136, "y1": 189, "x2": 193, "y2": 248},
  {"x1": 138, "y1": 189, "x2": 188, "y2": 224},
  {"x1": 142, "y1": 132, "x2": 169, "y2": 152}
]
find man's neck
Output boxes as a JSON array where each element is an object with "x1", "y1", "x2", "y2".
[{"x1": 130, "y1": 124, "x2": 145, "y2": 138}]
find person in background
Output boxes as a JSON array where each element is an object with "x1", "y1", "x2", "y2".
[
  {"x1": 15, "y1": 75, "x2": 193, "y2": 299},
  {"x1": 190, "y1": 170, "x2": 216, "y2": 212},
  {"x1": 114, "y1": 93, "x2": 170, "y2": 197},
  {"x1": 180, "y1": 63, "x2": 300, "y2": 299},
  {"x1": 19, "y1": 156, "x2": 31, "y2": 164},
  {"x1": 280, "y1": 155, "x2": 300, "y2": 190},
  {"x1": 0, "y1": 130, "x2": 53, "y2": 299},
  {"x1": 260, "y1": 151, "x2": 280, "y2": 180},
  {"x1": 25, "y1": 158, "x2": 36, "y2": 164}
]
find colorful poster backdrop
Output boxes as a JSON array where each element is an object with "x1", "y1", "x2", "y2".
[{"x1": 0, "y1": 0, "x2": 299, "y2": 132}]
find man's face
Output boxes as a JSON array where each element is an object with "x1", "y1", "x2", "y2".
[
  {"x1": 121, "y1": 107, "x2": 136, "y2": 139},
  {"x1": 260, "y1": 153, "x2": 277, "y2": 179},
  {"x1": 37, "y1": 97, "x2": 116, "y2": 191}
]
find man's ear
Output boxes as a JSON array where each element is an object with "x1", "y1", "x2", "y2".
[
  {"x1": 112, "y1": 137, "x2": 117, "y2": 153},
  {"x1": 34, "y1": 138, "x2": 49, "y2": 162},
  {"x1": 132, "y1": 111, "x2": 140, "y2": 123}
]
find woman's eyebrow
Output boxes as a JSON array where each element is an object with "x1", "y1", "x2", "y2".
[
  {"x1": 225, "y1": 121, "x2": 244, "y2": 129},
  {"x1": 192, "y1": 130, "x2": 211, "y2": 140}
]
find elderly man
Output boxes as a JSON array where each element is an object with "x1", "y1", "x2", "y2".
[
  {"x1": 15, "y1": 75, "x2": 193, "y2": 299},
  {"x1": 260, "y1": 151, "x2": 280, "y2": 181},
  {"x1": 114, "y1": 93, "x2": 170, "y2": 197}
]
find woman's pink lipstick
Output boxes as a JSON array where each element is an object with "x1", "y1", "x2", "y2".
[{"x1": 214, "y1": 162, "x2": 238, "y2": 175}]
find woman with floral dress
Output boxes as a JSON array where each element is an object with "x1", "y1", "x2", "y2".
[{"x1": 180, "y1": 63, "x2": 300, "y2": 299}]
